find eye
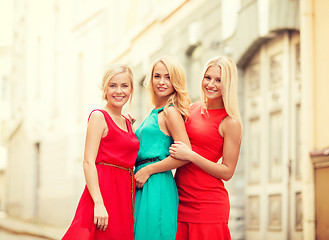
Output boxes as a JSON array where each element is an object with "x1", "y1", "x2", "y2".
[
  {"x1": 109, "y1": 84, "x2": 116, "y2": 88},
  {"x1": 204, "y1": 76, "x2": 211, "y2": 80},
  {"x1": 216, "y1": 78, "x2": 221, "y2": 82},
  {"x1": 122, "y1": 84, "x2": 129, "y2": 88},
  {"x1": 165, "y1": 75, "x2": 170, "y2": 80},
  {"x1": 154, "y1": 74, "x2": 160, "y2": 78}
]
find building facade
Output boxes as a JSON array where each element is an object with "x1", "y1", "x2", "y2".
[
  {"x1": 4, "y1": 0, "x2": 329, "y2": 239},
  {"x1": 301, "y1": 0, "x2": 329, "y2": 239},
  {"x1": 0, "y1": 0, "x2": 13, "y2": 216}
]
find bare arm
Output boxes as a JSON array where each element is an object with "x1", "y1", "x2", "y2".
[
  {"x1": 83, "y1": 111, "x2": 109, "y2": 231},
  {"x1": 135, "y1": 107, "x2": 191, "y2": 188},
  {"x1": 169, "y1": 116, "x2": 241, "y2": 181}
]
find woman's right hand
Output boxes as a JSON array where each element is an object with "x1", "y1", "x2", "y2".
[
  {"x1": 94, "y1": 202, "x2": 109, "y2": 231},
  {"x1": 169, "y1": 141, "x2": 193, "y2": 161}
]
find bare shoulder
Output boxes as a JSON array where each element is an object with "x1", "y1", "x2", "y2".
[
  {"x1": 165, "y1": 106, "x2": 185, "y2": 130},
  {"x1": 221, "y1": 116, "x2": 242, "y2": 138},
  {"x1": 89, "y1": 110, "x2": 106, "y2": 124},
  {"x1": 165, "y1": 106, "x2": 182, "y2": 120},
  {"x1": 222, "y1": 116, "x2": 240, "y2": 128}
]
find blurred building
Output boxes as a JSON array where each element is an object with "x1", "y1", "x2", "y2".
[
  {"x1": 3, "y1": 0, "x2": 329, "y2": 239},
  {"x1": 0, "y1": 44, "x2": 10, "y2": 214},
  {"x1": 301, "y1": 0, "x2": 329, "y2": 239},
  {"x1": 0, "y1": 0, "x2": 13, "y2": 215}
]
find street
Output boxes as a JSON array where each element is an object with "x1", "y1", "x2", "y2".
[{"x1": 0, "y1": 229, "x2": 49, "y2": 240}]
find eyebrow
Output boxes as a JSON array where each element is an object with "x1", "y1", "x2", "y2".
[
  {"x1": 204, "y1": 74, "x2": 221, "y2": 79},
  {"x1": 109, "y1": 82, "x2": 129, "y2": 85},
  {"x1": 154, "y1": 72, "x2": 169, "y2": 75}
]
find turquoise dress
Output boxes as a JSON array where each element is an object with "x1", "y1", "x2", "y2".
[{"x1": 134, "y1": 106, "x2": 178, "y2": 240}]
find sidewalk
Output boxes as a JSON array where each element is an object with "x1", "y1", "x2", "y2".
[{"x1": 0, "y1": 212, "x2": 66, "y2": 240}]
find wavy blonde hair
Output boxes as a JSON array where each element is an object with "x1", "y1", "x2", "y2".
[
  {"x1": 101, "y1": 63, "x2": 134, "y2": 103},
  {"x1": 145, "y1": 55, "x2": 190, "y2": 119},
  {"x1": 201, "y1": 56, "x2": 242, "y2": 130}
]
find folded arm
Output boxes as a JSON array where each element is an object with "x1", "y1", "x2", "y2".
[
  {"x1": 169, "y1": 116, "x2": 242, "y2": 181},
  {"x1": 135, "y1": 107, "x2": 191, "y2": 188}
]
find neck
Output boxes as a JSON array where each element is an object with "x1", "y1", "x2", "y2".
[
  {"x1": 104, "y1": 104, "x2": 123, "y2": 117},
  {"x1": 154, "y1": 97, "x2": 168, "y2": 109},
  {"x1": 206, "y1": 98, "x2": 224, "y2": 109}
]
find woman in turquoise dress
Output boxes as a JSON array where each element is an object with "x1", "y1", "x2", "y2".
[{"x1": 134, "y1": 56, "x2": 191, "y2": 240}]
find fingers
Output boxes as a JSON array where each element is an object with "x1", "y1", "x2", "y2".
[
  {"x1": 102, "y1": 217, "x2": 108, "y2": 231},
  {"x1": 135, "y1": 179, "x2": 144, "y2": 188},
  {"x1": 136, "y1": 182, "x2": 143, "y2": 188},
  {"x1": 127, "y1": 112, "x2": 136, "y2": 124},
  {"x1": 169, "y1": 145, "x2": 176, "y2": 158},
  {"x1": 169, "y1": 144, "x2": 177, "y2": 151},
  {"x1": 169, "y1": 149, "x2": 175, "y2": 158},
  {"x1": 94, "y1": 215, "x2": 109, "y2": 231},
  {"x1": 94, "y1": 202, "x2": 109, "y2": 231},
  {"x1": 97, "y1": 218, "x2": 103, "y2": 229},
  {"x1": 134, "y1": 168, "x2": 150, "y2": 188},
  {"x1": 170, "y1": 142, "x2": 181, "y2": 150}
]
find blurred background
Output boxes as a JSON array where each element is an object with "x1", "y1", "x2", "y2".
[{"x1": 0, "y1": 0, "x2": 329, "y2": 239}]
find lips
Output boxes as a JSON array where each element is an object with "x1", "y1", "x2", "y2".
[
  {"x1": 205, "y1": 88, "x2": 217, "y2": 93},
  {"x1": 157, "y1": 87, "x2": 167, "y2": 91},
  {"x1": 113, "y1": 96, "x2": 125, "y2": 101}
]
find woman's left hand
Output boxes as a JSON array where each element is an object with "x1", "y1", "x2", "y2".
[
  {"x1": 135, "y1": 166, "x2": 151, "y2": 188},
  {"x1": 169, "y1": 141, "x2": 193, "y2": 161}
]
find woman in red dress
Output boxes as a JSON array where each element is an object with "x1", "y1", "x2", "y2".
[
  {"x1": 62, "y1": 64, "x2": 139, "y2": 240},
  {"x1": 169, "y1": 56, "x2": 242, "y2": 240}
]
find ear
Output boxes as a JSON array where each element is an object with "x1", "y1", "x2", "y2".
[{"x1": 103, "y1": 89, "x2": 107, "y2": 100}]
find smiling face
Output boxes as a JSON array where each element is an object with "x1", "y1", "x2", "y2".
[
  {"x1": 152, "y1": 62, "x2": 175, "y2": 103},
  {"x1": 202, "y1": 65, "x2": 223, "y2": 102},
  {"x1": 105, "y1": 72, "x2": 132, "y2": 109}
]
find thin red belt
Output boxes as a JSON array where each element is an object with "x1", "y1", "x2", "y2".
[{"x1": 97, "y1": 162, "x2": 134, "y2": 222}]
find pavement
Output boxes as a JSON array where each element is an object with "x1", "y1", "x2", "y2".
[{"x1": 0, "y1": 212, "x2": 66, "y2": 240}]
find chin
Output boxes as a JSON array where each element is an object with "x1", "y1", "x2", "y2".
[
  {"x1": 205, "y1": 95, "x2": 221, "y2": 101},
  {"x1": 112, "y1": 101, "x2": 128, "y2": 108}
]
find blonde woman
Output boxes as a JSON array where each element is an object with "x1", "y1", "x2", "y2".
[
  {"x1": 169, "y1": 56, "x2": 242, "y2": 240},
  {"x1": 133, "y1": 56, "x2": 190, "y2": 240},
  {"x1": 62, "y1": 64, "x2": 139, "y2": 240}
]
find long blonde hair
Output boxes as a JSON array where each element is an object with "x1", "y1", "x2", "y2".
[
  {"x1": 101, "y1": 64, "x2": 134, "y2": 103},
  {"x1": 201, "y1": 56, "x2": 242, "y2": 129},
  {"x1": 145, "y1": 55, "x2": 190, "y2": 119}
]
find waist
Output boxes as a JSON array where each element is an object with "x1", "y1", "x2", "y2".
[
  {"x1": 97, "y1": 161, "x2": 135, "y2": 222},
  {"x1": 176, "y1": 164, "x2": 225, "y2": 186},
  {"x1": 177, "y1": 204, "x2": 230, "y2": 223},
  {"x1": 135, "y1": 157, "x2": 159, "y2": 167},
  {"x1": 97, "y1": 162, "x2": 133, "y2": 173}
]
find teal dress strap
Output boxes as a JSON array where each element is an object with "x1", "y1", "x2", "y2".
[{"x1": 155, "y1": 106, "x2": 165, "y2": 112}]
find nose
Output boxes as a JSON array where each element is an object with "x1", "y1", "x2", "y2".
[
  {"x1": 159, "y1": 77, "x2": 165, "y2": 85},
  {"x1": 116, "y1": 86, "x2": 123, "y2": 93},
  {"x1": 207, "y1": 79, "x2": 215, "y2": 87}
]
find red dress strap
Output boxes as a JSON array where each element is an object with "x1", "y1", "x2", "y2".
[
  {"x1": 122, "y1": 116, "x2": 133, "y2": 133},
  {"x1": 87, "y1": 109, "x2": 109, "y2": 123},
  {"x1": 88, "y1": 109, "x2": 128, "y2": 132}
]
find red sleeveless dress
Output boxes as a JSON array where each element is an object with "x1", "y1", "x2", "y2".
[
  {"x1": 175, "y1": 102, "x2": 231, "y2": 240},
  {"x1": 62, "y1": 109, "x2": 139, "y2": 240}
]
